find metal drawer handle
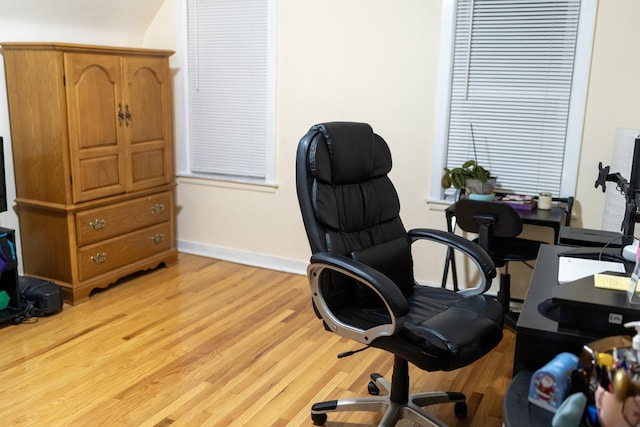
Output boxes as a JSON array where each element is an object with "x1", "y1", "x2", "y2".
[
  {"x1": 151, "y1": 203, "x2": 165, "y2": 215},
  {"x1": 91, "y1": 252, "x2": 107, "y2": 264},
  {"x1": 151, "y1": 233, "x2": 165, "y2": 244},
  {"x1": 89, "y1": 219, "x2": 107, "y2": 230}
]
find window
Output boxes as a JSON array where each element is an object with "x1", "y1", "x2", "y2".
[
  {"x1": 183, "y1": 0, "x2": 276, "y2": 184},
  {"x1": 431, "y1": 0, "x2": 596, "y2": 200}
]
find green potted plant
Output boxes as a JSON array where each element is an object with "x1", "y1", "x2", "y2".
[{"x1": 441, "y1": 160, "x2": 496, "y2": 200}]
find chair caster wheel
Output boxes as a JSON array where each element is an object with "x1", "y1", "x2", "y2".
[
  {"x1": 311, "y1": 413, "x2": 327, "y2": 426},
  {"x1": 367, "y1": 380, "x2": 380, "y2": 395},
  {"x1": 454, "y1": 401, "x2": 468, "y2": 418}
]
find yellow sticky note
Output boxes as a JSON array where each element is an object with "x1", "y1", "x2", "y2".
[{"x1": 594, "y1": 273, "x2": 629, "y2": 292}]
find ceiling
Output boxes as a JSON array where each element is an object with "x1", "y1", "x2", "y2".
[{"x1": 0, "y1": 0, "x2": 166, "y2": 33}]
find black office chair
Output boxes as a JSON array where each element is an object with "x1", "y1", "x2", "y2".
[
  {"x1": 454, "y1": 199, "x2": 545, "y2": 328},
  {"x1": 296, "y1": 122, "x2": 504, "y2": 426}
]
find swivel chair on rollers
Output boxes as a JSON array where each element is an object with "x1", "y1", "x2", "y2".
[
  {"x1": 296, "y1": 122, "x2": 504, "y2": 426},
  {"x1": 454, "y1": 199, "x2": 544, "y2": 329}
]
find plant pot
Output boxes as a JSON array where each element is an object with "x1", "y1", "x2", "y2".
[
  {"x1": 468, "y1": 193, "x2": 495, "y2": 201},
  {"x1": 465, "y1": 177, "x2": 497, "y2": 198}
]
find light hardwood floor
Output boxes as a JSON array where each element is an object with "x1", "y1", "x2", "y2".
[{"x1": 0, "y1": 253, "x2": 515, "y2": 426}]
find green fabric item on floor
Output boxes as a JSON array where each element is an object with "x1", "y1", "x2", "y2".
[{"x1": 0, "y1": 290, "x2": 9, "y2": 310}]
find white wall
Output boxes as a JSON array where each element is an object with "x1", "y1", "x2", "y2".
[
  {"x1": 2, "y1": 1, "x2": 640, "y2": 290},
  {"x1": 162, "y1": 1, "x2": 640, "y2": 288},
  {"x1": 578, "y1": 1, "x2": 640, "y2": 229},
  {"x1": 168, "y1": 0, "x2": 446, "y2": 277}
]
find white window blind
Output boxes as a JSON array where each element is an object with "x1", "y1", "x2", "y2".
[
  {"x1": 186, "y1": 0, "x2": 272, "y2": 180},
  {"x1": 445, "y1": 0, "x2": 581, "y2": 196}
]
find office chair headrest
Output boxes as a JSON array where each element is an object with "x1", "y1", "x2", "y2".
[{"x1": 309, "y1": 122, "x2": 392, "y2": 184}]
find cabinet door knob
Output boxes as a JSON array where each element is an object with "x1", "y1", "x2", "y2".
[
  {"x1": 89, "y1": 219, "x2": 106, "y2": 230},
  {"x1": 118, "y1": 103, "x2": 125, "y2": 126},
  {"x1": 91, "y1": 252, "x2": 107, "y2": 264},
  {"x1": 151, "y1": 233, "x2": 165, "y2": 244},
  {"x1": 151, "y1": 203, "x2": 165, "y2": 215}
]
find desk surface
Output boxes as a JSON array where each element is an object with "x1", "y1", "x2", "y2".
[{"x1": 517, "y1": 206, "x2": 564, "y2": 229}]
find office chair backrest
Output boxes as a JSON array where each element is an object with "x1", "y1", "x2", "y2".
[
  {"x1": 454, "y1": 199, "x2": 523, "y2": 251},
  {"x1": 296, "y1": 122, "x2": 414, "y2": 307}
]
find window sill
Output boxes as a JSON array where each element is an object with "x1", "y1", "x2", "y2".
[
  {"x1": 426, "y1": 197, "x2": 455, "y2": 211},
  {"x1": 176, "y1": 173, "x2": 278, "y2": 193}
]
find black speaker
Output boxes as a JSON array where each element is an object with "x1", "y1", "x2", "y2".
[{"x1": 19, "y1": 276, "x2": 63, "y2": 317}]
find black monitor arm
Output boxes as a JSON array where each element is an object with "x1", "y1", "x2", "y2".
[{"x1": 595, "y1": 159, "x2": 640, "y2": 245}]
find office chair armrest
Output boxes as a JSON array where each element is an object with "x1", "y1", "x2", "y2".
[
  {"x1": 408, "y1": 228, "x2": 497, "y2": 296},
  {"x1": 308, "y1": 252, "x2": 408, "y2": 345}
]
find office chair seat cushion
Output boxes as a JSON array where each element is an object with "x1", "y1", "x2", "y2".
[
  {"x1": 336, "y1": 286, "x2": 503, "y2": 371},
  {"x1": 402, "y1": 286, "x2": 503, "y2": 370},
  {"x1": 479, "y1": 236, "x2": 542, "y2": 264}
]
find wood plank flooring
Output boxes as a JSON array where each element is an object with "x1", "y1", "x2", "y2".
[{"x1": 0, "y1": 253, "x2": 515, "y2": 426}]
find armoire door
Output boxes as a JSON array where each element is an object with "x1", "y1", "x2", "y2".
[
  {"x1": 122, "y1": 56, "x2": 173, "y2": 192},
  {"x1": 65, "y1": 53, "x2": 126, "y2": 203}
]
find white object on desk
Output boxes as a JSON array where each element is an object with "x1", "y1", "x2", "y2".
[
  {"x1": 538, "y1": 192, "x2": 552, "y2": 210},
  {"x1": 623, "y1": 240, "x2": 639, "y2": 261},
  {"x1": 557, "y1": 257, "x2": 626, "y2": 284}
]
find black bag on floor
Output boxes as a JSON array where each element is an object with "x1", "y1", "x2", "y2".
[{"x1": 19, "y1": 276, "x2": 63, "y2": 317}]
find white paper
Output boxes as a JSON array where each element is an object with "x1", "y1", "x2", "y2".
[{"x1": 557, "y1": 257, "x2": 626, "y2": 284}]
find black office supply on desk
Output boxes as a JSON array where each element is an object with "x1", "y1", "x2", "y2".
[
  {"x1": 558, "y1": 227, "x2": 624, "y2": 248},
  {"x1": 557, "y1": 246, "x2": 632, "y2": 267},
  {"x1": 552, "y1": 274, "x2": 640, "y2": 336}
]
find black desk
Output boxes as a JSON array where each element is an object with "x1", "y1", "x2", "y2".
[
  {"x1": 515, "y1": 207, "x2": 566, "y2": 244},
  {"x1": 513, "y1": 244, "x2": 628, "y2": 375}
]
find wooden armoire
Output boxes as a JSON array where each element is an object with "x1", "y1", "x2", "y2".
[{"x1": 1, "y1": 42, "x2": 178, "y2": 304}]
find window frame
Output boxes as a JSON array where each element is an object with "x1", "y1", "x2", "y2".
[
  {"x1": 430, "y1": 0, "x2": 597, "y2": 201},
  {"x1": 173, "y1": 0, "x2": 277, "y2": 187}
]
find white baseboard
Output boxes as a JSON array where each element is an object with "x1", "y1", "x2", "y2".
[
  {"x1": 177, "y1": 239, "x2": 308, "y2": 276},
  {"x1": 176, "y1": 240, "x2": 466, "y2": 292}
]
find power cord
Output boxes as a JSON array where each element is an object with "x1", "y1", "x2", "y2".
[
  {"x1": 338, "y1": 345, "x2": 370, "y2": 359},
  {"x1": 598, "y1": 235, "x2": 633, "y2": 260},
  {"x1": 12, "y1": 300, "x2": 38, "y2": 325}
]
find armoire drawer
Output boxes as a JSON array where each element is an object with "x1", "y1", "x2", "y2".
[
  {"x1": 77, "y1": 222, "x2": 172, "y2": 281},
  {"x1": 76, "y1": 192, "x2": 172, "y2": 246}
]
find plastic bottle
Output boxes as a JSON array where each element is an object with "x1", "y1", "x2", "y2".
[
  {"x1": 629, "y1": 262, "x2": 640, "y2": 304},
  {"x1": 626, "y1": 321, "x2": 640, "y2": 354},
  {"x1": 628, "y1": 246, "x2": 640, "y2": 304}
]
